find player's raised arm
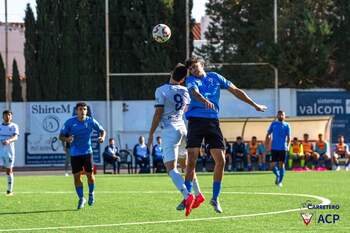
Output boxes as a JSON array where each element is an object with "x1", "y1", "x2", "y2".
[
  {"x1": 227, "y1": 83, "x2": 267, "y2": 112},
  {"x1": 190, "y1": 89, "x2": 215, "y2": 109},
  {"x1": 148, "y1": 106, "x2": 164, "y2": 148}
]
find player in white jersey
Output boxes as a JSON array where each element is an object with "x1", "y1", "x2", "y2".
[
  {"x1": 0, "y1": 110, "x2": 19, "y2": 195},
  {"x1": 148, "y1": 63, "x2": 203, "y2": 217}
]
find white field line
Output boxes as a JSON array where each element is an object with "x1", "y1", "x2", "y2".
[{"x1": 0, "y1": 191, "x2": 331, "y2": 232}]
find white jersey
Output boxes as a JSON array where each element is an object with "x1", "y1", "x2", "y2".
[
  {"x1": 0, "y1": 122, "x2": 19, "y2": 158},
  {"x1": 155, "y1": 83, "x2": 190, "y2": 128}
]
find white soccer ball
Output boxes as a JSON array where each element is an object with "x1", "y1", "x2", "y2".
[{"x1": 152, "y1": 24, "x2": 171, "y2": 43}]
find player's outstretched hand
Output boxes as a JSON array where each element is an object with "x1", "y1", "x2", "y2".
[
  {"x1": 255, "y1": 104, "x2": 267, "y2": 112},
  {"x1": 98, "y1": 137, "x2": 105, "y2": 143},
  {"x1": 204, "y1": 99, "x2": 215, "y2": 109},
  {"x1": 66, "y1": 136, "x2": 74, "y2": 143}
]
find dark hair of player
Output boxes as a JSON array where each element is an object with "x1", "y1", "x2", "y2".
[
  {"x1": 2, "y1": 110, "x2": 12, "y2": 116},
  {"x1": 185, "y1": 56, "x2": 205, "y2": 68},
  {"x1": 172, "y1": 63, "x2": 188, "y2": 82},
  {"x1": 76, "y1": 102, "x2": 88, "y2": 109}
]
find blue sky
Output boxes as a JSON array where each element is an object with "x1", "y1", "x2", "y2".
[{"x1": 0, "y1": 0, "x2": 208, "y2": 22}]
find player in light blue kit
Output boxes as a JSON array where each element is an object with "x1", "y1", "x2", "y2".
[
  {"x1": 60, "y1": 102, "x2": 105, "y2": 209},
  {"x1": 0, "y1": 110, "x2": 19, "y2": 196},
  {"x1": 184, "y1": 56, "x2": 267, "y2": 213},
  {"x1": 265, "y1": 110, "x2": 291, "y2": 187}
]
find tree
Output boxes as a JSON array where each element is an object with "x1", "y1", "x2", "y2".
[
  {"x1": 170, "y1": 0, "x2": 194, "y2": 63},
  {"x1": 24, "y1": 3, "x2": 41, "y2": 100},
  {"x1": 11, "y1": 59, "x2": 23, "y2": 101},
  {"x1": 0, "y1": 53, "x2": 5, "y2": 101},
  {"x1": 35, "y1": 0, "x2": 62, "y2": 100},
  {"x1": 198, "y1": 0, "x2": 342, "y2": 89},
  {"x1": 197, "y1": 0, "x2": 274, "y2": 88},
  {"x1": 109, "y1": 0, "x2": 172, "y2": 100},
  {"x1": 332, "y1": 0, "x2": 350, "y2": 88}
]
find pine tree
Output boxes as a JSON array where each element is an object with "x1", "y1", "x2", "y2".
[
  {"x1": 11, "y1": 59, "x2": 23, "y2": 101},
  {"x1": 24, "y1": 3, "x2": 41, "y2": 100},
  {"x1": 35, "y1": 0, "x2": 62, "y2": 100},
  {"x1": 0, "y1": 53, "x2": 5, "y2": 101},
  {"x1": 109, "y1": 0, "x2": 172, "y2": 100},
  {"x1": 171, "y1": 0, "x2": 194, "y2": 63}
]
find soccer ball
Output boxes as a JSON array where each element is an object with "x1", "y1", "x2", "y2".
[{"x1": 152, "y1": 24, "x2": 171, "y2": 43}]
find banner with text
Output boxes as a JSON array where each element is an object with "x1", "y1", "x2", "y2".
[
  {"x1": 26, "y1": 103, "x2": 101, "y2": 165},
  {"x1": 297, "y1": 91, "x2": 350, "y2": 143}
]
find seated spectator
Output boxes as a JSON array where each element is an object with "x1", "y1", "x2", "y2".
[
  {"x1": 224, "y1": 138, "x2": 233, "y2": 171},
  {"x1": 258, "y1": 143, "x2": 267, "y2": 170},
  {"x1": 333, "y1": 135, "x2": 350, "y2": 171},
  {"x1": 103, "y1": 138, "x2": 120, "y2": 174},
  {"x1": 264, "y1": 140, "x2": 274, "y2": 170},
  {"x1": 302, "y1": 133, "x2": 316, "y2": 169},
  {"x1": 152, "y1": 136, "x2": 164, "y2": 173},
  {"x1": 198, "y1": 142, "x2": 210, "y2": 172},
  {"x1": 288, "y1": 137, "x2": 304, "y2": 169},
  {"x1": 133, "y1": 136, "x2": 150, "y2": 173},
  {"x1": 314, "y1": 133, "x2": 331, "y2": 169},
  {"x1": 246, "y1": 136, "x2": 266, "y2": 171},
  {"x1": 232, "y1": 136, "x2": 246, "y2": 171}
]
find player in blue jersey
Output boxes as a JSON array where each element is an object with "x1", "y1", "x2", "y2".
[
  {"x1": 59, "y1": 102, "x2": 105, "y2": 209},
  {"x1": 184, "y1": 56, "x2": 267, "y2": 213},
  {"x1": 265, "y1": 110, "x2": 291, "y2": 187}
]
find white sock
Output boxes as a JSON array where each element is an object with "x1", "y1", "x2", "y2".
[
  {"x1": 169, "y1": 169, "x2": 189, "y2": 199},
  {"x1": 7, "y1": 173, "x2": 13, "y2": 192},
  {"x1": 193, "y1": 178, "x2": 201, "y2": 196}
]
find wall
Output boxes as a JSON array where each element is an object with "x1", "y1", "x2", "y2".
[{"x1": 1, "y1": 88, "x2": 344, "y2": 167}]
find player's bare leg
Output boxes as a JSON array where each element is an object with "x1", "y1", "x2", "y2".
[
  {"x1": 209, "y1": 149, "x2": 225, "y2": 213},
  {"x1": 6, "y1": 167, "x2": 14, "y2": 196},
  {"x1": 184, "y1": 148, "x2": 200, "y2": 191},
  {"x1": 165, "y1": 160, "x2": 194, "y2": 216},
  {"x1": 74, "y1": 172, "x2": 86, "y2": 209},
  {"x1": 179, "y1": 156, "x2": 205, "y2": 209},
  {"x1": 86, "y1": 172, "x2": 95, "y2": 206}
]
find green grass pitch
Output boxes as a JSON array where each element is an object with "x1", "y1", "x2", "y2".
[{"x1": 0, "y1": 171, "x2": 349, "y2": 232}]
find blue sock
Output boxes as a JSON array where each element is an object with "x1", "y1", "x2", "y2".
[
  {"x1": 212, "y1": 181, "x2": 222, "y2": 201},
  {"x1": 88, "y1": 183, "x2": 95, "y2": 195},
  {"x1": 279, "y1": 167, "x2": 285, "y2": 183},
  {"x1": 345, "y1": 161, "x2": 350, "y2": 167},
  {"x1": 272, "y1": 165, "x2": 280, "y2": 178},
  {"x1": 184, "y1": 180, "x2": 193, "y2": 193},
  {"x1": 75, "y1": 186, "x2": 84, "y2": 199}
]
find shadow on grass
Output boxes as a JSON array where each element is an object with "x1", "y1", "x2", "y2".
[
  {"x1": 98, "y1": 171, "x2": 273, "y2": 178},
  {"x1": 0, "y1": 209, "x2": 77, "y2": 216}
]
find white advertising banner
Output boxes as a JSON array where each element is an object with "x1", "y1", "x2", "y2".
[
  {"x1": 26, "y1": 102, "x2": 101, "y2": 165},
  {"x1": 29, "y1": 102, "x2": 74, "y2": 134}
]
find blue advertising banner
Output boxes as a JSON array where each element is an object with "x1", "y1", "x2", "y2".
[{"x1": 297, "y1": 91, "x2": 350, "y2": 143}]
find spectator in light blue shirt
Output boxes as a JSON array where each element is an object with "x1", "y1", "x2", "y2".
[
  {"x1": 152, "y1": 136, "x2": 164, "y2": 172},
  {"x1": 133, "y1": 136, "x2": 150, "y2": 173}
]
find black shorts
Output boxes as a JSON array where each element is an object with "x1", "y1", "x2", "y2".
[
  {"x1": 271, "y1": 150, "x2": 287, "y2": 162},
  {"x1": 187, "y1": 117, "x2": 225, "y2": 149},
  {"x1": 71, "y1": 154, "x2": 93, "y2": 174}
]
